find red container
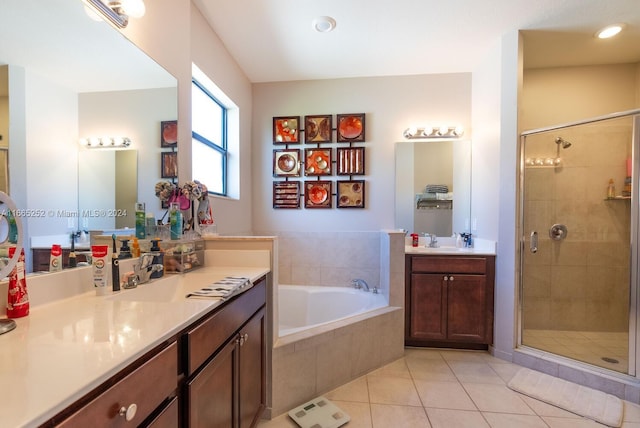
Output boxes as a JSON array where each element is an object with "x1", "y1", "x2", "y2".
[
  {"x1": 6, "y1": 247, "x2": 29, "y2": 318},
  {"x1": 410, "y1": 233, "x2": 419, "y2": 247}
]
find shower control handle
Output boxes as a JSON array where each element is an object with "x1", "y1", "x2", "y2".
[{"x1": 530, "y1": 231, "x2": 538, "y2": 254}]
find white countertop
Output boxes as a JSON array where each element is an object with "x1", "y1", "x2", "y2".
[
  {"x1": 404, "y1": 237, "x2": 497, "y2": 256},
  {"x1": 0, "y1": 264, "x2": 269, "y2": 428}
]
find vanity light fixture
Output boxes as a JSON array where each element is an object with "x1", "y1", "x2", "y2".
[
  {"x1": 403, "y1": 125, "x2": 464, "y2": 140},
  {"x1": 79, "y1": 136, "x2": 132, "y2": 148},
  {"x1": 83, "y1": 0, "x2": 146, "y2": 28},
  {"x1": 595, "y1": 23, "x2": 625, "y2": 39}
]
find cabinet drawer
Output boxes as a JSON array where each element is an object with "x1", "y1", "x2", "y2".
[
  {"x1": 59, "y1": 341, "x2": 177, "y2": 427},
  {"x1": 185, "y1": 278, "x2": 266, "y2": 376},
  {"x1": 411, "y1": 256, "x2": 487, "y2": 274}
]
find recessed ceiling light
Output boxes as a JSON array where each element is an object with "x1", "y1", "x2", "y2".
[
  {"x1": 312, "y1": 16, "x2": 336, "y2": 33},
  {"x1": 595, "y1": 23, "x2": 625, "y2": 39}
]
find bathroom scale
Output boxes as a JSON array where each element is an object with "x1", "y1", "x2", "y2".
[{"x1": 288, "y1": 396, "x2": 350, "y2": 428}]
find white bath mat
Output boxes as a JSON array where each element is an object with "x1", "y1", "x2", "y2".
[
  {"x1": 288, "y1": 396, "x2": 350, "y2": 428},
  {"x1": 507, "y1": 368, "x2": 624, "y2": 427}
]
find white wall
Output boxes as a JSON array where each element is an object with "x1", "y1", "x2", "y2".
[{"x1": 252, "y1": 74, "x2": 471, "y2": 233}]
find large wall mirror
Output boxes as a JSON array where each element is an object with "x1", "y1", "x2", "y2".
[
  {"x1": 395, "y1": 139, "x2": 471, "y2": 237},
  {"x1": 0, "y1": 0, "x2": 177, "y2": 272}
]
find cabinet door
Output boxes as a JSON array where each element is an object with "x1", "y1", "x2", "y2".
[
  {"x1": 447, "y1": 274, "x2": 487, "y2": 342},
  {"x1": 239, "y1": 308, "x2": 266, "y2": 428},
  {"x1": 408, "y1": 273, "x2": 447, "y2": 340},
  {"x1": 187, "y1": 339, "x2": 238, "y2": 428}
]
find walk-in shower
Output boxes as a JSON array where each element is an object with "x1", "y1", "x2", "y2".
[{"x1": 518, "y1": 109, "x2": 640, "y2": 377}]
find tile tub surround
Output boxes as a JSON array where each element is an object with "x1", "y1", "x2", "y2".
[{"x1": 262, "y1": 230, "x2": 406, "y2": 418}]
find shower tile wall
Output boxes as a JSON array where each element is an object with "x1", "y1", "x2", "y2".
[
  {"x1": 276, "y1": 231, "x2": 381, "y2": 289},
  {"x1": 523, "y1": 122, "x2": 631, "y2": 332}
]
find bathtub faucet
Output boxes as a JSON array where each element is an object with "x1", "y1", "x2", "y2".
[{"x1": 352, "y1": 278, "x2": 377, "y2": 293}]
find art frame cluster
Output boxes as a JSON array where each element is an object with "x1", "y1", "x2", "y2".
[{"x1": 272, "y1": 113, "x2": 367, "y2": 210}]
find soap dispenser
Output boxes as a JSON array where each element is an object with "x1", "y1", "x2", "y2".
[
  {"x1": 149, "y1": 239, "x2": 164, "y2": 279},
  {"x1": 119, "y1": 239, "x2": 132, "y2": 259}
]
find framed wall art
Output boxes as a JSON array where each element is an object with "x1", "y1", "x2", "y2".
[
  {"x1": 161, "y1": 152, "x2": 178, "y2": 178},
  {"x1": 336, "y1": 113, "x2": 365, "y2": 143},
  {"x1": 336, "y1": 147, "x2": 365, "y2": 175},
  {"x1": 304, "y1": 115, "x2": 332, "y2": 143},
  {"x1": 161, "y1": 120, "x2": 178, "y2": 147},
  {"x1": 273, "y1": 116, "x2": 300, "y2": 144},
  {"x1": 337, "y1": 180, "x2": 365, "y2": 208},
  {"x1": 304, "y1": 181, "x2": 332, "y2": 208},
  {"x1": 304, "y1": 148, "x2": 332, "y2": 176},
  {"x1": 273, "y1": 182, "x2": 301, "y2": 209},
  {"x1": 273, "y1": 149, "x2": 301, "y2": 177}
]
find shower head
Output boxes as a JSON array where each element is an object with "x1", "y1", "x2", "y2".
[{"x1": 555, "y1": 137, "x2": 572, "y2": 149}]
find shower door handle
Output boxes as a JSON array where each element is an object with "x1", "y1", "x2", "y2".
[{"x1": 530, "y1": 231, "x2": 538, "y2": 253}]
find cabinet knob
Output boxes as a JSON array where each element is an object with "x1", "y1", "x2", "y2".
[
  {"x1": 238, "y1": 333, "x2": 249, "y2": 346},
  {"x1": 118, "y1": 403, "x2": 138, "y2": 421},
  {"x1": 443, "y1": 276, "x2": 448, "y2": 281},
  {"x1": 449, "y1": 276, "x2": 454, "y2": 281}
]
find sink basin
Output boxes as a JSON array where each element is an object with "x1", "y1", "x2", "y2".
[
  {"x1": 406, "y1": 246, "x2": 472, "y2": 254},
  {"x1": 107, "y1": 275, "x2": 182, "y2": 302}
]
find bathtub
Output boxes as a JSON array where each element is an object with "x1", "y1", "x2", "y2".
[{"x1": 278, "y1": 284, "x2": 388, "y2": 337}]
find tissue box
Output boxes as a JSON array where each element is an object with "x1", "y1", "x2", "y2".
[{"x1": 163, "y1": 239, "x2": 204, "y2": 273}]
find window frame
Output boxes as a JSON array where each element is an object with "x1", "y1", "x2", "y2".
[{"x1": 191, "y1": 78, "x2": 228, "y2": 197}]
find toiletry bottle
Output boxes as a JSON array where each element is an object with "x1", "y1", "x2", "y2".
[
  {"x1": 135, "y1": 202, "x2": 146, "y2": 239},
  {"x1": 119, "y1": 239, "x2": 132, "y2": 259},
  {"x1": 6, "y1": 247, "x2": 29, "y2": 318},
  {"x1": 50, "y1": 244, "x2": 62, "y2": 272},
  {"x1": 150, "y1": 238, "x2": 164, "y2": 279},
  {"x1": 169, "y1": 202, "x2": 182, "y2": 240},
  {"x1": 132, "y1": 237, "x2": 141, "y2": 258},
  {"x1": 68, "y1": 233, "x2": 77, "y2": 268},
  {"x1": 7, "y1": 211, "x2": 17, "y2": 244},
  {"x1": 607, "y1": 178, "x2": 616, "y2": 198},
  {"x1": 410, "y1": 233, "x2": 419, "y2": 247},
  {"x1": 146, "y1": 213, "x2": 156, "y2": 238},
  {"x1": 92, "y1": 245, "x2": 109, "y2": 296}
]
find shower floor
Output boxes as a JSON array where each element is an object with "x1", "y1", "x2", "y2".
[{"x1": 522, "y1": 329, "x2": 629, "y2": 374}]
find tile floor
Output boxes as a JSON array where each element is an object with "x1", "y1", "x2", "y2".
[
  {"x1": 523, "y1": 329, "x2": 629, "y2": 374},
  {"x1": 258, "y1": 348, "x2": 640, "y2": 427}
]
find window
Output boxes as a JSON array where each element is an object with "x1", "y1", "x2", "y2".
[{"x1": 192, "y1": 79, "x2": 227, "y2": 196}]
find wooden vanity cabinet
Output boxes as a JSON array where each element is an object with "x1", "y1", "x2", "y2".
[
  {"x1": 405, "y1": 255, "x2": 495, "y2": 349},
  {"x1": 53, "y1": 341, "x2": 179, "y2": 427},
  {"x1": 182, "y1": 277, "x2": 266, "y2": 428}
]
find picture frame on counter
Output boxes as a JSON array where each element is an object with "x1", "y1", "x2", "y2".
[{"x1": 273, "y1": 116, "x2": 300, "y2": 144}]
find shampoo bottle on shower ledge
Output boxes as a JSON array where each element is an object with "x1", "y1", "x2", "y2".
[{"x1": 607, "y1": 178, "x2": 616, "y2": 199}]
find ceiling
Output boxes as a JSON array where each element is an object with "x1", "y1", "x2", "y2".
[{"x1": 192, "y1": 0, "x2": 640, "y2": 83}]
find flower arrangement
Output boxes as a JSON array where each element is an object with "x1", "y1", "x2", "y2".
[{"x1": 155, "y1": 180, "x2": 214, "y2": 230}]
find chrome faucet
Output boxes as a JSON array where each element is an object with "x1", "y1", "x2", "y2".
[
  {"x1": 426, "y1": 233, "x2": 438, "y2": 248},
  {"x1": 129, "y1": 253, "x2": 164, "y2": 287},
  {"x1": 351, "y1": 278, "x2": 369, "y2": 291},
  {"x1": 351, "y1": 278, "x2": 378, "y2": 293}
]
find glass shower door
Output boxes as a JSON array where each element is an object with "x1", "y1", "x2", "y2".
[{"x1": 520, "y1": 114, "x2": 634, "y2": 375}]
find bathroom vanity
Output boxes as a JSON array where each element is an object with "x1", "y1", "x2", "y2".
[
  {"x1": 405, "y1": 245, "x2": 495, "y2": 349},
  {"x1": 0, "y1": 261, "x2": 269, "y2": 428}
]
